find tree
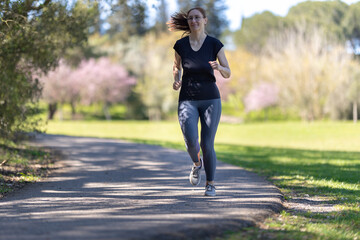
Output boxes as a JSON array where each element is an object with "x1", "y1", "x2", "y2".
[
  {"x1": 39, "y1": 61, "x2": 83, "y2": 120},
  {"x1": 63, "y1": 0, "x2": 104, "y2": 66},
  {"x1": 244, "y1": 82, "x2": 278, "y2": 112},
  {"x1": 219, "y1": 47, "x2": 260, "y2": 116},
  {"x1": 342, "y1": 2, "x2": 360, "y2": 56},
  {"x1": 233, "y1": 11, "x2": 284, "y2": 54},
  {"x1": 346, "y1": 61, "x2": 360, "y2": 123},
  {"x1": 0, "y1": 0, "x2": 93, "y2": 139},
  {"x1": 286, "y1": 1, "x2": 348, "y2": 41},
  {"x1": 341, "y1": 2, "x2": 360, "y2": 122},
  {"x1": 107, "y1": 0, "x2": 148, "y2": 41},
  {"x1": 134, "y1": 32, "x2": 179, "y2": 120},
  {"x1": 77, "y1": 58, "x2": 136, "y2": 120},
  {"x1": 152, "y1": 0, "x2": 169, "y2": 33},
  {"x1": 40, "y1": 58, "x2": 135, "y2": 120},
  {"x1": 260, "y1": 26, "x2": 352, "y2": 121}
]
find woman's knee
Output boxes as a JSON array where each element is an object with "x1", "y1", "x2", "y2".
[
  {"x1": 200, "y1": 141, "x2": 214, "y2": 154},
  {"x1": 186, "y1": 138, "x2": 199, "y2": 151}
]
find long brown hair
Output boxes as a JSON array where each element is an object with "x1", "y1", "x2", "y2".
[{"x1": 167, "y1": 7, "x2": 207, "y2": 35}]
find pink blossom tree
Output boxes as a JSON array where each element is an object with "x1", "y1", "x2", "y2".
[
  {"x1": 76, "y1": 58, "x2": 136, "y2": 120},
  {"x1": 244, "y1": 82, "x2": 279, "y2": 113},
  {"x1": 39, "y1": 60, "x2": 83, "y2": 119},
  {"x1": 40, "y1": 58, "x2": 135, "y2": 120}
]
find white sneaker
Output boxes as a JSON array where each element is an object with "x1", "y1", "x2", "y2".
[
  {"x1": 189, "y1": 158, "x2": 202, "y2": 186},
  {"x1": 205, "y1": 184, "x2": 216, "y2": 196}
]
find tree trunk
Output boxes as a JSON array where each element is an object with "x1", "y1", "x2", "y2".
[
  {"x1": 58, "y1": 104, "x2": 63, "y2": 121},
  {"x1": 103, "y1": 104, "x2": 112, "y2": 121},
  {"x1": 353, "y1": 101, "x2": 357, "y2": 124},
  {"x1": 48, "y1": 103, "x2": 57, "y2": 120},
  {"x1": 70, "y1": 102, "x2": 76, "y2": 120}
]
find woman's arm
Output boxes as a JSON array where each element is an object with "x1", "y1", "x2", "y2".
[
  {"x1": 209, "y1": 47, "x2": 231, "y2": 78},
  {"x1": 173, "y1": 51, "x2": 182, "y2": 90}
]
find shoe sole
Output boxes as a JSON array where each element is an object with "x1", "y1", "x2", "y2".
[
  {"x1": 189, "y1": 159, "x2": 202, "y2": 186},
  {"x1": 189, "y1": 172, "x2": 201, "y2": 186}
]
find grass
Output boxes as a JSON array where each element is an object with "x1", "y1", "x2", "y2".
[
  {"x1": 44, "y1": 120, "x2": 360, "y2": 239},
  {"x1": 0, "y1": 140, "x2": 57, "y2": 197}
]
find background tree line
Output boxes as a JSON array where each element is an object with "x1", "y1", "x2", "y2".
[
  {"x1": 0, "y1": 0, "x2": 99, "y2": 140},
  {"x1": 2, "y1": 0, "x2": 360, "y2": 143},
  {"x1": 233, "y1": 1, "x2": 360, "y2": 122}
]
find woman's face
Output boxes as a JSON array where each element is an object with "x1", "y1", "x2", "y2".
[{"x1": 187, "y1": 9, "x2": 207, "y2": 33}]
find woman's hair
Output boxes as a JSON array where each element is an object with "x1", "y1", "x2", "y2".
[{"x1": 167, "y1": 7, "x2": 207, "y2": 35}]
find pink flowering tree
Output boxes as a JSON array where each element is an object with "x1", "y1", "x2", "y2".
[
  {"x1": 244, "y1": 82, "x2": 279, "y2": 113},
  {"x1": 77, "y1": 58, "x2": 136, "y2": 120},
  {"x1": 40, "y1": 58, "x2": 135, "y2": 120},
  {"x1": 39, "y1": 60, "x2": 83, "y2": 119}
]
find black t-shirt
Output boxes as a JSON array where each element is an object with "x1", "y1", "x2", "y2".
[{"x1": 173, "y1": 35, "x2": 224, "y2": 101}]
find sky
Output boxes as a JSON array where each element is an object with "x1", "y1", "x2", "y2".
[{"x1": 148, "y1": 0, "x2": 360, "y2": 31}]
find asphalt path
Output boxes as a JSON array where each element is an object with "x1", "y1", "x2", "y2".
[{"x1": 0, "y1": 134, "x2": 283, "y2": 240}]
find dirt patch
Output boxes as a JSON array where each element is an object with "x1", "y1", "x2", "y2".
[
  {"x1": 285, "y1": 194, "x2": 338, "y2": 214},
  {"x1": 0, "y1": 146, "x2": 63, "y2": 199}
]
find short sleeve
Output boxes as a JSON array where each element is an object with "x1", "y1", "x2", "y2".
[
  {"x1": 213, "y1": 38, "x2": 224, "y2": 56},
  {"x1": 173, "y1": 40, "x2": 181, "y2": 56}
]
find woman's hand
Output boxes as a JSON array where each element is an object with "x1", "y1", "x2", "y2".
[
  {"x1": 173, "y1": 52, "x2": 182, "y2": 90},
  {"x1": 209, "y1": 61, "x2": 220, "y2": 71},
  {"x1": 214, "y1": 48, "x2": 231, "y2": 78},
  {"x1": 173, "y1": 80, "x2": 182, "y2": 90}
]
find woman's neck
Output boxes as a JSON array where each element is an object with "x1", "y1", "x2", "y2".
[{"x1": 189, "y1": 31, "x2": 206, "y2": 42}]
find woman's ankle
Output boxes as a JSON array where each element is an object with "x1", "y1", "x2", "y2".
[{"x1": 194, "y1": 161, "x2": 201, "y2": 167}]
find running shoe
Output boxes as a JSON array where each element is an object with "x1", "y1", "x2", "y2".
[
  {"x1": 204, "y1": 184, "x2": 216, "y2": 196},
  {"x1": 189, "y1": 158, "x2": 202, "y2": 186}
]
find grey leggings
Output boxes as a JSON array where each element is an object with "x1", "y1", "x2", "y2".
[{"x1": 178, "y1": 99, "x2": 221, "y2": 182}]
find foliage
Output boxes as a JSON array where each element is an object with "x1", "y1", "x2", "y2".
[
  {"x1": 327, "y1": 60, "x2": 360, "y2": 121},
  {"x1": 234, "y1": 11, "x2": 285, "y2": 54},
  {"x1": 152, "y1": 0, "x2": 169, "y2": 33},
  {"x1": 78, "y1": 57, "x2": 136, "y2": 120},
  {"x1": 107, "y1": 0, "x2": 148, "y2": 41},
  {"x1": 244, "y1": 106, "x2": 300, "y2": 122},
  {"x1": 0, "y1": 0, "x2": 95, "y2": 139},
  {"x1": 39, "y1": 58, "x2": 136, "y2": 120},
  {"x1": 233, "y1": 1, "x2": 358, "y2": 54},
  {"x1": 226, "y1": 1, "x2": 360, "y2": 121},
  {"x1": 286, "y1": 1, "x2": 348, "y2": 41},
  {"x1": 244, "y1": 82, "x2": 278, "y2": 112},
  {"x1": 217, "y1": 47, "x2": 260, "y2": 118},
  {"x1": 134, "y1": 32, "x2": 179, "y2": 120},
  {"x1": 40, "y1": 60, "x2": 80, "y2": 105},
  {"x1": 0, "y1": 141, "x2": 55, "y2": 197},
  {"x1": 62, "y1": 0, "x2": 104, "y2": 66},
  {"x1": 38, "y1": 60, "x2": 80, "y2": 119},
  {"x1": 260, "y1": 26, "x2": 352, "y2": 121},
  {"x1": 342, "y1": 2, "x2": 360, "y2": 55}
]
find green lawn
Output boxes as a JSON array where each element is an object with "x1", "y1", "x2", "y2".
[
  {"x1": 46, "y1": 120, "x2": 360, "y2": 240},
  {"x1": 46, "y1": 120, "x2": 360, "y2": 151}
]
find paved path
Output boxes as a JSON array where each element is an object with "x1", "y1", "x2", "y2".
[{"x1": 0, "y1": 134, "x2": 283, "y2": 240}]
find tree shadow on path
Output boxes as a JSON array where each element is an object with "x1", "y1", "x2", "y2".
[{"x1": 0, "y1": 134, "x2": 283, "y2": 240}]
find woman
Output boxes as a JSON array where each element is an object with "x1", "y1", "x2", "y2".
[{"x1": 167, "y1": 7, "x2": 231, "y2": 196}]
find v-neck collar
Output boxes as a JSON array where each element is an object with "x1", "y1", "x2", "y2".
[{"x1": 188, "y1": 35, "x2": 208, "y2": 52}]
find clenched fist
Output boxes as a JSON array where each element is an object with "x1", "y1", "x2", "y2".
[
  {"x1": 173, "y1": 80, "x2": 182, "y2": 90},
  {"x1": 209, "y1": 61, "x2": 220, "y2": 71}
]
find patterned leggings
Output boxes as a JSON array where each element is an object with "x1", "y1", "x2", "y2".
[{"x1": 178, "y1": 99, "x2": 221, "y2": 182}]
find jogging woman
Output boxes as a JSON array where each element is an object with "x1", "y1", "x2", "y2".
[{"x1": 167, "y1": 7, "x2": 231, "y2": 196}]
